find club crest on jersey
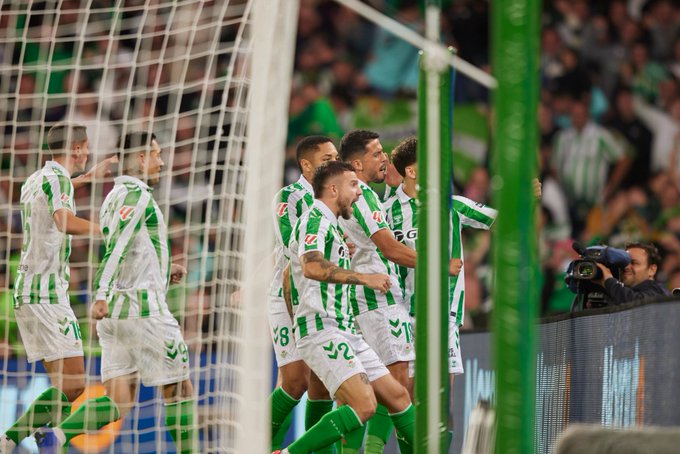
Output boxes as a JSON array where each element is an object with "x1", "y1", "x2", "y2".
[
  {"x1": 119, "y1": 206, "x2": 135, "y2": 221},
  {"x1": 372, "y1": 211, "x2": 383, "y2": 223},
  {"x1": 276, "y1": 203, "x2": 288, "y2": 217},
  {"x1": 304, "y1": 234, "x2": 318, "y2": 245}
]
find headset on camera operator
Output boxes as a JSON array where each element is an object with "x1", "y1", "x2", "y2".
[{"x1": 592, "y1": 242, "x2": 669, "y2": 303}]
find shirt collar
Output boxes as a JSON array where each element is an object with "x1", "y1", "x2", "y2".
[
  {"x1": 396, "y1": 184, "x2": 412, "y2": 202},
  {"x1": 313, "y1": 199, "x2": 338, "y2": 226},
  {"x1": 114, "y1": 175, "x2": 152, "y2": 192},
  {"x1": 298, "y1": 175, "x2": 314, "y2": 194},
  {"x1": 45, "y1": 160, "x2": 71, "y2": 178}
]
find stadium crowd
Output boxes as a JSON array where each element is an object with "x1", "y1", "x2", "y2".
[
  {"x1": 0, "y1": 0, "x2": 679, "y2": 361},
  {"x1": 283, "y1": 0, "x2": 680, "y2": 324}
]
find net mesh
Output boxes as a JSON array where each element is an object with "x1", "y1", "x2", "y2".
[{"x1": 0, "y1": 1, "x2": 275, "y2": 452}]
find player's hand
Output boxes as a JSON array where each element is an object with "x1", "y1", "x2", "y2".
[
  {"x1": 363, "y1": 273, "x2": 391, "y2": 294},
  {"x1": 533, "y1": 178, "x2": 542, "y2": 200},
  {"x1": 92, "y1": 300, "x2": 109, "y2": 319},
  {"x1": 170, "y1": 263, "x2": 187, "y2": 284},
  {"x1": 343, "y1": 233, "x2": 357, "y2": 258},
  {"x1": 85, "y1": 155, "x2": 119, "y2": 181},
  {"x1": 449, "y1": 258, "x2": 463, "y2": 276}
]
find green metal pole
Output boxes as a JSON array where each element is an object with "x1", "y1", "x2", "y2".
[{"x1": 491, "y1": 0, "x2": 540, "y2": 453}]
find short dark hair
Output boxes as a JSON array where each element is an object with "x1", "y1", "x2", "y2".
[
  {"x1": 625, "y1": 242, "x2": 661, "y2": 268},
  {"x1": 118, "y1": 131, "x2": 158, "y2": 157},
  {"x1": 312, "y1": 161, "x2": 355, "y2": 197},
  {"x1": 339, "y1": 129, "x2": 379, "y2": 162},
  {"x1": 47, "y1": 122, "x2": 88, "y2": 154},
  {"x1": 391, "y1": 136, "x2": 417, "y2": 177},
  {"x1": 296, "y1": 135, "x2": 333, "y2": 170}
]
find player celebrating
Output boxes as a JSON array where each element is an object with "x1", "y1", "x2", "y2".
[
  {"x1": 269, "y1": 136, "x2": 338, "y2": 451},
  {"x1": 278, "y1": 161, "x2": 414, "y2": 454},
  {"x1": 35, "y1": 132, "x2": 196, "y2": 453},
  {"x1": 384, "y1": 136, "x2": 495, "y2": 445},
  {"x1": 0, "y1": 123, "x2": 116, "y2": 453}
]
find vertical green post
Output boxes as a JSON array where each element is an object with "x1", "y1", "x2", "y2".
[
  {"x1": 491, "y1": 1, "x2": 540, "y2": 454},
  {"x1": 415, "y1": 2, "x2": 451, "y2": 450}
]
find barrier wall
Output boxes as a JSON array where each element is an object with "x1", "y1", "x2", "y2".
[{"x1": 452, "y1": 299, "x2": 680, "y2": 454}]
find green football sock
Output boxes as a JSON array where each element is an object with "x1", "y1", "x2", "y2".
[
  {"x1": 305, "y1": 399, "x2": 335, "y2": 453},
  {"x1": 271, "y1": 412, "x2": 292, "y2": 451},
  {"x1": 338, "y1": 422, "x2": 366, "y2": 454},
  {"x1": 390, "y1": 404, "x2": 415, "y2": 454},
  {"x1": 287, "y1": 405, "x2": 362, "y2": 454},
  {"x1": 60, "y1": 395, "x2": 120, "y2": 442},
  {"x1": 165, "y1": 399, "x2": 197, "y2": 454},
  {"x1": 4, "y1": 386, "x2": 71, "y2": 444},
  {"x1": 364, "y1": 404, "x2": 393, "y2": 453},
  {"x1": 271, "y1": 388, "x2": 300, "y2": 446}
]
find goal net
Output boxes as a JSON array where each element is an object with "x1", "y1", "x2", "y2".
[{"x1": 0, "y1": 0, "x2": 295, "y2": 452}]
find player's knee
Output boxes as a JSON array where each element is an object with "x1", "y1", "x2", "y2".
[
  {"x1": 352, "y1": 399, "x2": 377, "y2": 423},
  {"x1": 63, "y1": 382, "x2": 85, "y2": 402},
  {"x1": 282, "y1": 375, "x2": 308, "y2": 400}
]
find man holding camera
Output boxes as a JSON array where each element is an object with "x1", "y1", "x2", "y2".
[{"x1": 594, "y1": 242, "x2": 669, "y2": 303}]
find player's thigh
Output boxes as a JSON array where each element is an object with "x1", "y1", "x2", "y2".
[
  {"x1": 135, "y1": 315, "x2": 191, "y2": 387},
  {"x1": 334, "y1": 374, "x2": 377, "y2": 423},
  {"x1": 269, "y1": 305, "x2": 301, "y2": 367},
  {"x1": 14, "y1": 304, "x2": 83, "y2": 364},
  {"x1": 370, "y1": 373, "x2": 411, "y2": 414},
  {"x1": 448, "y1": 319, "x2": 464, "y2": 375},
  {"x1": 162, "y1": 378, "x2": 194, "y2": 402},
  {"x1": 278, "y1": 360, "x2": 309, "y2": 399},
  {"x1": 356, "y1": 305, "x2": 414, "y2": 367},
  {"x1": 307, "y1": 370, "x2": 331, "y2": 400},
  {"x1": 104, "y1": 373, "x2": 138, "y2": 419}
]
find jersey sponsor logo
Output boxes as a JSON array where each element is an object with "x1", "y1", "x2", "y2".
[
  {"x1": 337, "y1": 245, "x2": 349, "y2": 258},
  {"x1": 59, "y1": 193, "x2": 70, "y2": 204},
  {"x1": 393, "y1": 229, "x2": 418, "y2": 242},
  {"x1": 304, "y1": 234, "x2": 318, "y2": 245},
  {"x1": 118, "y1": 206, "x2": 135, "y2": 221},
  {"x1": 372, "y1": 211, "x2": 383, "y2": 223},
  {"x1": 276, "y1": 202, "x2": 288, "y2": 217}
]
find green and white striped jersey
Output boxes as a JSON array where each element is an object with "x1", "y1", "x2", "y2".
[
  {"x1": 289, "y1": 200, "x2": 354, "y2": 338},
  {"x1": 339, "y1": 181, "x2": 402, "y2": 316},
  {"x1": 552, "y1": 122, "x2": 624, "y2": 206},
  {"x1": 94, "y1": 176, "x2": 171, "y2": 319},
  {"x1": 270, "y1": 176, "x2": 314, "y2": 310},
  {"x1": 14, "y1": 161, "x2": 75, "y2": 307},
  {"x1": 384, "y1": 185, "x2": 418, "y2": 315},
  {"x1": 449, "y1": 196, "x2": 497, "y2": 326},
  {"x1": 382, "y1": 184, "x2": 399, "y2": 203}
]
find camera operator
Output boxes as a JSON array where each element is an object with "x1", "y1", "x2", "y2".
[{"x1": 593, "y1": 242, "x2": 670, "y2": 303}]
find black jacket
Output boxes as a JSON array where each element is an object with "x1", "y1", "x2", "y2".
[{"x1": 603, "y1": 278, "x2": 670, "y2": 304}]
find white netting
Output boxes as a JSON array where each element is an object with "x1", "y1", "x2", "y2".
[{"x1": 0, "y1": 0, "x2": 291, "y2": 452}]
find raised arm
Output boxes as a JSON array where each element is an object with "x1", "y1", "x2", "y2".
[
  {"x1": 371, "y1": 229, "x2": 416, "y2": 268},
  {"x1": 72, "y1": 156, "x2": 119, "y2": 190},
  {"x1": 302, "y1": 251, "x2": 390, "y2": 293},
  {"x1": 53, "y1": 209, "x2": 99, "y2": 235}
]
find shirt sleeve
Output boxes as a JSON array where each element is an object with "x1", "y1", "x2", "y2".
[
  {"x1": 352, "y1": 189, "x2": 389, "y2": 238},
  {"x1": 453, "y1": 196, "x2": 497, "y2": 230},
  {"x1": 300, "y1": 216, "x2": 329, "y2": 257},
  {"x1": 42, "y1": 173, "x2": 74, "y2": 215}
]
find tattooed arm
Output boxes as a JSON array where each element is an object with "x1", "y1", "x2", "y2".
[{"x1": 302, "y1": 251, "x2": 391, "y2": 294}]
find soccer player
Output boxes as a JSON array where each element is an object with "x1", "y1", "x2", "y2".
[
  {"x1": 278, "y1": 161, "x2": 414, "y2": 454},
  {"x1": 384, "y1": 136, "x2": 495, "y2": 444},
  {"x1": 0, "y1": 123, "x2": 116, "y2": 453},
  {"x1": 269, "y1": 136, "x2": 338, "y2": 451},
  {"x1": 35, "y1": 132, "x2": 196, "y2": 453}
]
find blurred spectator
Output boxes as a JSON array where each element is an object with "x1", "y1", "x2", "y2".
[
  {"x1": 551, "y1": 100, "x2": 630, "y2": 237},
  {"x1": 605, "y1": 88, "x2": 653, "y2": 189}
]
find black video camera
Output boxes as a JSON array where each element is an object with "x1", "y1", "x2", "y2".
[{"x1": 565, "y1": 243, "x2": 631, "y2": 310}]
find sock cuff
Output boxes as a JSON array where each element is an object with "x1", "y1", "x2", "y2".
[
  {"x1": 306, "y1": 398, "x2": 333, "y2": 404},
  {"x1": 273, "y1": 387, "x2": 300, "y2": 405},
  {"x1": 164, "y1": 398, "x2": 195, "y2": 409},
  {"x1": 389, "y1": 403, "x2": 413, "y2": 417},
  {"x1": 339, "y1": 405, "x2": 364, "y2": 428},
  {"x1": 374, "y1": 403, "x2": 390, "y2": 416}
]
